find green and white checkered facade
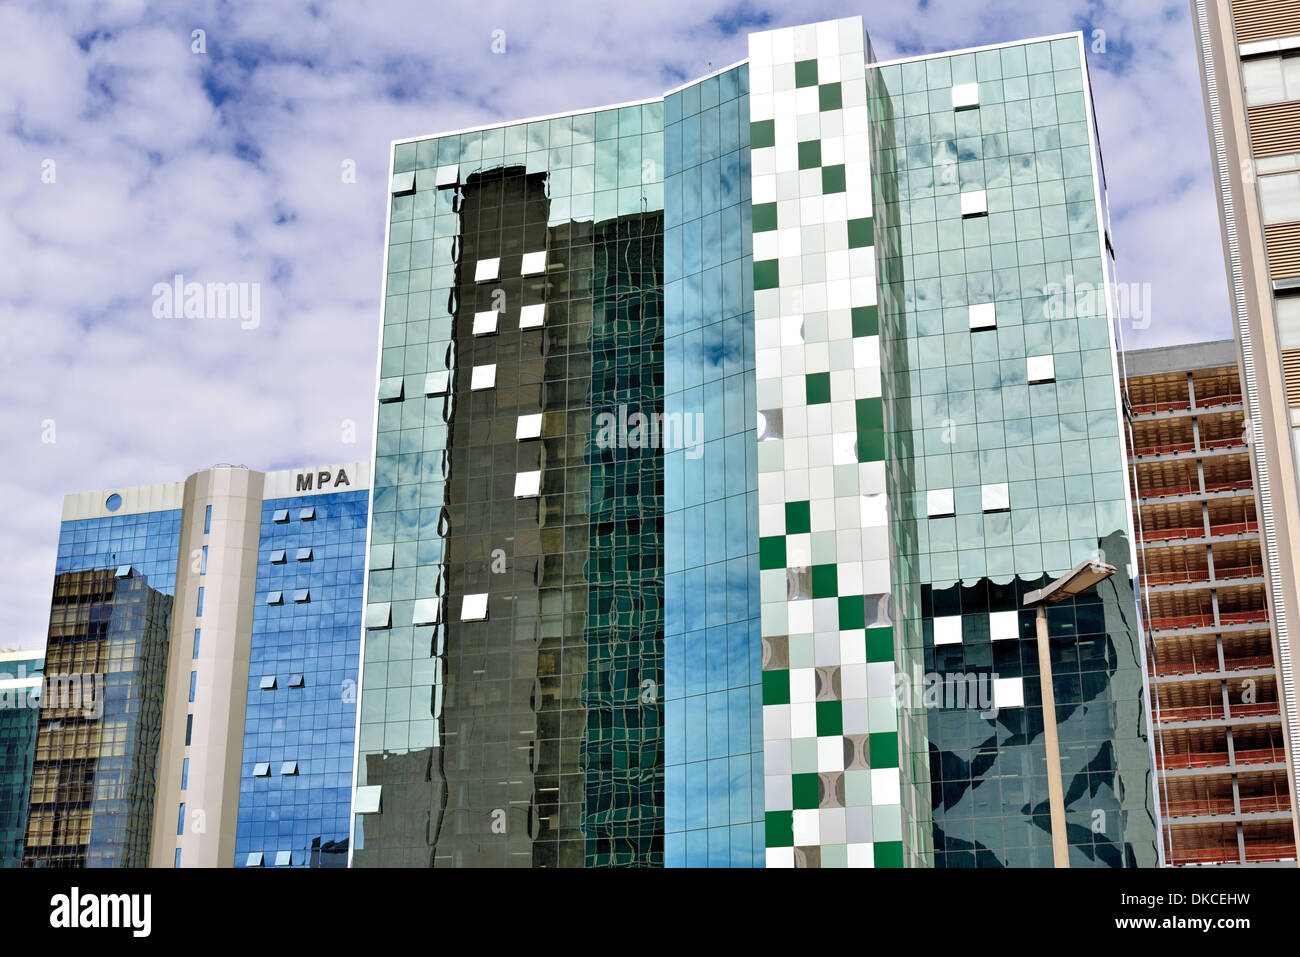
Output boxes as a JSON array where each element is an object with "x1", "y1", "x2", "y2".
[{"x1": 749, "y1": 18, "x2": 902, "y2": 869}]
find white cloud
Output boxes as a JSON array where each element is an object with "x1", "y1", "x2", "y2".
[{"x1": 0, "y1": 0, "x2": 1231, "y2": 647}]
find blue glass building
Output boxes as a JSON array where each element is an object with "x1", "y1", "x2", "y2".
[
  {"x1": 662, "y1": 64, "x2": 765, "y2": 867},
  {"x1": 0, "y1": 649, "x2": 44, "y2": 867},
  {"x1": 235, "y1": 489, "x2": 368, "y2": 868}
]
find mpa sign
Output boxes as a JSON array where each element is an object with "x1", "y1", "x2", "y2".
[{"x1": 296, "y1": 468, "x2": 352, "y2": 492}]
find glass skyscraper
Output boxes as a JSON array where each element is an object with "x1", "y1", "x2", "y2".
[
  {"x1": 353, "y1": 15, "x2": 1157, "y2": 869},
  {"x1": 27, "y1": 463, "x2": 368, "y2": 868},
  {"x1": 0, "y1": 649, "x2": 44, "y2": 867}
]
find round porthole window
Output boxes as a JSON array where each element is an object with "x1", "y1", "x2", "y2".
[{"x1": 105, "y1": 493, "x2": 123, "y2": 512}]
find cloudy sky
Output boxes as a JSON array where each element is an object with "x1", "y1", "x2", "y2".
[{"x1": 0, "y1": 0, "x2": 1226, "y2": 648}]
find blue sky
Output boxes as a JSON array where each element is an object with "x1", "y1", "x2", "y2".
[{"x1": 0, "y1": 0, "x2": 1227, "y2": 647}]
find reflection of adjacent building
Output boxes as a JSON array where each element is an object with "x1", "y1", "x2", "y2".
[
  {"x1": 1125, "y1": 339, "x2": 1296, "y2": 866},
  {"x1": 25, "y1": 568, "x2": 172, "y2": 867},
  {"x1": 355, "y1": 147, "x2": 665, "y2": 867},
  {"x1": 0, "y1": 648, "x2": 44, "y2": 866}
]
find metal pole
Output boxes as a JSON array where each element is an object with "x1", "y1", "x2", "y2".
[{"x1": 1036, "y1": 604, "x2": 1069, "y2": 867}]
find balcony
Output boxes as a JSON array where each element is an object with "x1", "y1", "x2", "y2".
[
  {"x1": 1152, "y1": 655, "x2": 1275, "y2": 677},
  {"x1": 1140, "y1": 519, "x2": 1259, "y2": 543},
  {"x1": 1164, "y1": 794, "x2": 1291, "y2": 818},
  {"x1": 1158, "y1": 746, "x2": 1288, "y2": 771},
  {"x1": 1156, "y1": 702, "x2": 1281, "y2": 724},
  {"x1": 1168, "y1": 842, "x2": 1297, "y2": 866},
  {"x1": 1147, "y1": 609, "x2": 1270, "y2": 633}
]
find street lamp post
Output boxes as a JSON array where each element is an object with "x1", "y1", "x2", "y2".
[{"x1": 1022, "y1": 559, "x2": 1117, "y2": 868}]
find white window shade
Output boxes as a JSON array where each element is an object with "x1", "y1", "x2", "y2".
[
  {"x1": 355, "y1": 785, "x2": 382, "y2": 814},
  {"x1": 461, "y1": 593, "x2": 488, "y2": 621},
  {"x1": 926, "y1": 488, "x2": 954, "y2": 517},
  {"x1": 519, "y1": 303, "x2": 545, "y2": 328},
  {"x1": 514, "y1": 471, "x2": 541, "y2": 498},
  {"x1": 1027, "y1": 355, "x2": 1055, "y2": 383},
  {"x1": 951, "y1": 82, "x2": 979, "y2": 109},
  {"x1": 516, "y1": 414, "x2": 543, "y2": 439},
  {"x1": 470, "y1": 365, "x2": 496, "y2": 390},
  {"x1": 981, "y1": 483, "x2": 1009, "y2": 512},
  {"x1": 474, "y1": 258, "x2": 499, "y2": 282},
  {"x1": 520, "y1": 251, "x2": 547, "y2": 275},
  {"x1": 960, "y1": 189, "x2": 987, "y2": 216},
  {"x1": 472, "y1": 310, "x2": 498, "y2": 335},
  {"x1": 933, "y1": 615, "x2": 963, "y2": 645},
  {"x1": 993, "y1": 677, "x2": 1024, "y2": 709},
  {"x1": 968, "y1": 303, "x2": 996, "y2": 329},
  {"x1": 989, "y1": 610, "x2": 1020, "y2": 642}
]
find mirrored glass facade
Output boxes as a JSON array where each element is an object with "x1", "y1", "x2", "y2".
[
  {"x1": 354, "y1": 16, "x2": 1158, "y2": 869},
  {"x1": 26, "y1": 510, "x2": 181, "y2": 867},
  {"x1": 235, "y1": 489, "x2": 367, "y2": 868},
  {"x1": 868, "y1": 37, "x2": 1158, "y2": 866},
  {"x1": 0, "y1": 651, "x2": 43, "y2": 867},
  {"x1": 663, "y1": 64, "x2": 765, "y2": 868},
  {"x1": 355, "y1": 105, "x2": 670, "y2": 867}
]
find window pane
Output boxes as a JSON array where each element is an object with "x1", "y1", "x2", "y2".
[
  {"x1": 1285, "y1": 55, "x2": 1300, "y2": 100},
  {"x1": 1276, "y1": 296, "x2": 1300, "y2": 349},
  {"x1": 1259, "y1": 172, "x2": 1300, "y2": 224},
  {"x1": 1244, "y1": 57, "x2": 1284, "y2": 106}
]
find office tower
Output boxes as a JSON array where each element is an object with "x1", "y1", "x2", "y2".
[
  {"x1": 1192, "y1": 0, "x2": 1300, "y2": 846},
  {"x1": 0, "y1": 649, "x2": 44, "y2": 866},
  {"x1": 354, "y1": 15, "x2": 1157, "y2": 868},
  {"x1": 1125, "y1": 339, "x2": 1296, "y2": 865},
  {"x1": 28, "y1": 462, "x2": 367, "y2": 868}
]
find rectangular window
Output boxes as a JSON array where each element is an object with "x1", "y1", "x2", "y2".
[
  {"x1": 181, "y1": 758, "x2": 189, "y2": 790},
  {"x1": 200, "y1": 545, "x2": 208, "y2": 575},
  {"x1": 196, "y1": 586, "x2": 204, "y2": 617},
  {"x1": 1277, "y1": 296, "x2": 1300, "y2": 349},
  {"x1": 203, "y1": 504, "x2": 212, "y2": 534},
  {"x1": 192, "y1": 628, "x2": 200, "y2": 659},
  {"x1": 185, "y1": 714, "x2": 193, "y2": 746},
  {"x1": 177, "y1": 803, "x2": 186, "y2": 836},
  {"x1": 1259, "y1": 171, "x2": 1300, "y2": 224},
  {"x1": 1243, "y1": 54, "x2": 1300, "y2": 106},
  {"x1": 189, "y1": 671, "x2": 197, "y2": 703}
]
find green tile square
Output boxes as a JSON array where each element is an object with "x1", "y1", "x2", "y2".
[
  {"x1": 818, "y1": 81, "x2": 842, "y2": 111},
  {"x1": 874, "y1": 841, "x2": 904, "y2": 868},
  {"x1": 766, "y1": 810, "x2": 794, "y2": 847},
  {"x1": 751, "y1": 119, "x2": 775, "y2": 150},
  {"x1": 848, "y1": 217, "x2": 874, "y2": 248},
  {"x1": 816, "y1": 700, "x2": 842, "y2": 737},
  {"x1": 798, "y1": 139, "x2": 822, "y2": 170},
  {"x1": 838, "y1": 596, "x2": 865, "y2": 630},
  {"x1": 851, "y1": 305, "x2": 879, "y2": 337},
  {"x1": 857, "y1": 428, "x2": 885, "y2": 462},
  {"x1": 785, "y1": 500, "x2": 811, "y2": 535},
  {"x1": 805, "y1": 371, "x2": 831, "y2": 405},
  {"x1": 811, "y1": 564, "x2": 838, "y2": 598},
  {"x1": 754, "y1": 259, "x2": 780, "y2": 290},
  {"x1": 856, "y1": 397, "x2": 883, "y2": 431},
  {"x1": 752, "y1": 202, "x2": 778, "y2": 232},
  {"x1": 794, "y1": 59, "x2": 819, "y2": 88},
  {"x1": 821, "y1": 164, "x2": 846, "y2": 194},
  {"x1": 865, "y1": 626, "x2": 893, "y2": 663},
  {"x1": 792, "y1": 772, "x2": 820, "y2": 809},
  {"x1": 759, "y1": 535, "x2": 787, "y2": 570},
  {"x1": 762, "y1": 669, "x2": 790, "y2": 705},
  {"x1": 869, "y1": 732, "x2": 899, "y2": 769}
]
